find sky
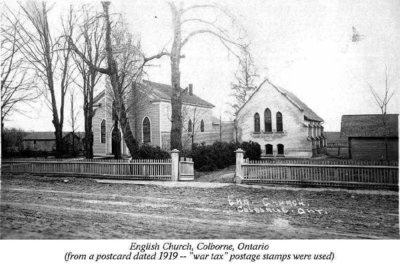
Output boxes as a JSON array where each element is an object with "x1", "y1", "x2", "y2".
[{"x1": 3, "y1": 0, "x2": 400, "y2": 132}]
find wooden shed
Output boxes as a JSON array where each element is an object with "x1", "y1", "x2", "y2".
[{"x1": 340, "y1": 114, "x2": 398, "y2": 161}]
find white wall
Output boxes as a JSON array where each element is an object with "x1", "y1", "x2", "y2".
[{"x1": 237, "y1": 82, "x2": 313, "y2": 158}]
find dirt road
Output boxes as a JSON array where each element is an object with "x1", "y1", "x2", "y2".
[{"x1": 0, "y1": 174, "x2": 398, "y2": 239}]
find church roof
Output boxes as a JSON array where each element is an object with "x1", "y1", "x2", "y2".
[
  {"x1": 143, "y1": 80, "x2": 214, "y2": 108},
  {"x1": 237, "y1": 79, "x2": 324, "y2": 122},
  {"x1": 93, "y1": 90, "x2": 105, "y2": 104},
  {"x1": 93, "y1": 81, "x2": 214, "y2": 108}
]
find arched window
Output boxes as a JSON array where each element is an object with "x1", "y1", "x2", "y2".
[
  {"x1": 264, "y1": 108, "x2": 272, "y2": 132},
  {"x1": 254, "y1": 113, "x2": 260, "y2": 132},
  {"x1": 143, "y1": 117, "x2": 151, "y2": 143},
  {"x1": 276, "y1": 112, "x2": 283, "y2": 132},
  {"x1": 200, "y1": 120, "x2": 204, "y2": 132},
  {"x1": 265, "y1": 144, "x2": 273, "y2": 155},
  {"x1": 277, "y1": 144, "x2": 284, "y2": 155},
  {"x1": 101, "y1": 120, "x2": 106, "y2": 143},
  {"x1": 188, "y1": 119, "x2": 193, "y2": 132}
]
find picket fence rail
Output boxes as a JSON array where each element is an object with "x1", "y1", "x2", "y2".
[
  {"x1": 250, "y1": 159, "x2": 398, "y2": 166},
  {"x1": 235, "y1": 149, "x2": 399, "y2": 190},
  {"x1": 2, "y1": 159, "x2": 173, "y2": 180}
]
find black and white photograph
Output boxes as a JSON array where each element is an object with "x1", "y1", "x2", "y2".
[{"x1": 0, "y1": 0, "x2": 399, "y2": 254}]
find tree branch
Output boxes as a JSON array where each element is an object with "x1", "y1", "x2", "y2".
[{"x1": 68, "y1": 37, "x2": 110, "y2": 74}]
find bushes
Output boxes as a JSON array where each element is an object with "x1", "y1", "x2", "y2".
[
  {"x1": 240, "y1": 141, "x2": 262, "y2": 161},
  {"x1": 134, "y1": 141, "x2": 260, "y2": 171},
  {"x1": 190, "y1": 141, "x2": 260, "y2": 172},
  {"x1": 137, "y1": 144, "x2": 170, "y2": 159}
]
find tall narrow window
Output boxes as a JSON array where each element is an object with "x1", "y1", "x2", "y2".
[
  {"x1": 265, "y1": 144, "x2": 273, "y2": 155},
  {"x1": 188, "y1": 119, "x2": 193, "y2": 132},
  {"x1": 264, "y1": 108, "x2": 272, "y2": 132},
  {"x1": 101, "y1": 120, "x2": 106, "y2": 143},
  {"x1": 276, "y1": 112, "x2": 283, "y2": 132},
  {"x1": 200, "y1": 120, "x2": 204, "y2": 132},
  {"x1": 143, "y1": 117, "x2": 151, "y2": 143},
  {"x1": 277, "y1": 144, "x2": 284, "y2": 155},
  {"x1": 254, "y1": 113, "x2": 260, "y2": 132}
]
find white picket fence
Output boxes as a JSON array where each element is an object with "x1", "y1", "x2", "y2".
[
  {"x1": 2, "y1": 150, "x2": 194, "y2": 181},
  {"x1": 234, "y1": 148, "x2": 399, "y2": 190}
]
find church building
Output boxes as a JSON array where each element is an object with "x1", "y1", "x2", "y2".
[
  {"x1": 91, "y1": 80, "x2": 223, "y2": 156},
  {"x1": 235, "y1": 80, "x2": 326, "y2": 158}
]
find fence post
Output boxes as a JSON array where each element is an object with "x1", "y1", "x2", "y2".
[
  {"x1": 170, "y1": 149, "x2": 179, "y2": 181},
  {"x1": 235, "y1": 148, "x2": 245, "y2": 184}
]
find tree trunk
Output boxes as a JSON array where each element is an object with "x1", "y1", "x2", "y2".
[
  {"x1": 84, "y1": 107, "x2": 94, "y2": 158},
  {"x1": 83, "y1": 69, "x2": 96, "y2": 159},
  {"x1": 170, "y1": 5, "x2": 182, "y2": 151},
  {"x1": 102, "y1": 2, "x2": 139, "y2": 158},
  {"x1": 41, "y1": 2, "x2": 63, "y2": 158},
  {"x1": 119, "y1": 104, "x2": 139, "y2": 158},
  {"x1": 54, "y1": 126, "x2": 63, "y2": 158}
]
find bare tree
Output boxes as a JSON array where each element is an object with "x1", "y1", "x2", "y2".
[
  {"x1": 70, "y1": 2, "x2": 152, "y2": 158},
  {"x1": 163, "y1": 2, "x2": 247, "y2": 151},
  {"x1": 229, "y1": 47, "x2": 258, "y2": 114},
  {"x1": 1, "y1": 8, "x2": 38, "y2": 134},
  {"x1": 368, "y1": 65, "x2": 396, "y2": 161},
  {"x1": 72, "y1": 4, "x2": 105, "y2": 159},
  {"x1": 228, "y1": 47, "x2": 268, "y2": 142},
  {"x1": 8, "y1": 2, "x2": 76, "y2": 157},
  {"x1": 68, "y1": 89, "x2": 80, "y2": 156}
]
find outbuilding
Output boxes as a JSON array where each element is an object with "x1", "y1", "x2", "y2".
[{"x1": 340, "y1": 114, "x2": 398, "y2": 161}]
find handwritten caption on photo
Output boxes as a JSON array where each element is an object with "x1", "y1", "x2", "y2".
[
  {"x1": 228, "y1": 195, "x2": 329, "y2": 215},
  {"x1": 64, "y1": 242, "x2": 335, "y2": 262}
]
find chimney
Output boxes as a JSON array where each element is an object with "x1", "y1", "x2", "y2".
[{"x1": 188, "y1": 84, "x2": 193, "y2": 96}]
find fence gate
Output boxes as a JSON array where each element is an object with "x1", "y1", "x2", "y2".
[{"x1": 179, "y1": 157, "x2": 194, "y2": 181}]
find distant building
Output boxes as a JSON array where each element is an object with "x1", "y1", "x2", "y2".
[
  {"x1": 340, "y1": 114, "x2": 399, "y2": 160},
  {"x1": 235, "y1": 80, "x2": 326, "y2": 158},
  {"x1": 23, "y1": 132, "x2": 84, "y2": 154},
  {"x1": 92, "y1": 81, "x2": 233, "y2": 156}
]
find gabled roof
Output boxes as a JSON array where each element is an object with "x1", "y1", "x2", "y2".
[
  {"x1": 93, "y1": 90, "x2": 105, "y2": 104},
  {"x1": 24, "y1": 132, "x2": 84, "y2": 141},
  {"x1": 142, "y1": 80, "x2": 214, "y2": 108},
  {"x1": 340, "y1": 114, "x2": 399, "y2": 138},
  {"x1": 93, "y1": 81, "x2": 214, "y2": 108},
  {"x1": 237, "y1": 79, "x2": 324, "y2": 122}
]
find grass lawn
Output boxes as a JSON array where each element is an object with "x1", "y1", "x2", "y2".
[{"x1": 0, "y1": 173, "x2": 398, "y2": 239}]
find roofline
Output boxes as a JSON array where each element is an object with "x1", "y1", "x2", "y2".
[
  {"x1": 92, "y1": 83, "x2": 215, "y2": 109},
  {"x1": 236, "y1": 79, "x2": 323, "y2": 122},
  {"x1": 342, "y1": 114, "x2": 399, "y2": 117},
  {"x1": 153, "y1": 99, "x2": 214, "y2": 108},
  {"x1": 304, "y1": 116, "x2": 324, "y2": 123},
  {"x1": 270, "y1": 82, "x2": 304, "y2": 112},
  {"x1": 235, "y1": 78, "x2": 268, "y2": 115}
]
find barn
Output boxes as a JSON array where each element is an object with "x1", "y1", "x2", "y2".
[{"x1": 340, "y1": 114, "x2": 399, "y2": 161}]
